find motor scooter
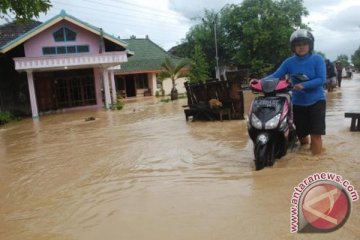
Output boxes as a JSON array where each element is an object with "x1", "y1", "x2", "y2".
[{"x1": 247, "y1": 77, "x2": 297, "y2": 170}]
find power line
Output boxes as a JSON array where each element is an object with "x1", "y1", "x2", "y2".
[
  {"x1": 88, "y1": 0, "x2": 188, "y2": 20},
  {"x1": 54, "y1": 0, "x2": 189, "y2": 24},
  {"x1": 49, "y1": 7, "x2": 188, "y2": 39},
  {"x1": 47, "y1": 5, "x2": 188, "y2": 48},
  {"x1": 52, "y1": 0, "x2": 190, "y2": 33}
]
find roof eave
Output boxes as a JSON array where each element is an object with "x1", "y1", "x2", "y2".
[
  {"x1": 0, "y1": 10, "x2": 129, "y2": 53},
  {"x1": 0, "y1": 15, "x2": 63, "y2": 53},
  {"x1": 62, "y1": 15, "x2": 128, "y2": 49}
]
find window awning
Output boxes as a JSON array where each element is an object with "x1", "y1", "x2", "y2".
[{"x1": 14, "y1": 51, "x2": 128, "y2": 71}]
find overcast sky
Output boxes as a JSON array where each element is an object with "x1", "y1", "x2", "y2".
[{"x1": 7, "y1": 0, "x2": 360, "y2": 61}]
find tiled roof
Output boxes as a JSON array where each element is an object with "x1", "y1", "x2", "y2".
[
  {"x1": 0, "y1": 20, "x2": 42, "y2": 48},
  {"x1": 118, "y1": 37, "x2": 183, "y2": 73}
]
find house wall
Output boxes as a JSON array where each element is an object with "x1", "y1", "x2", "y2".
[
  {"x1": 24, "y1": 20, "x2": 101, "y2": 57},
  {"x1": 160, "y1": 77, "x2": 188, "y2": 95}
]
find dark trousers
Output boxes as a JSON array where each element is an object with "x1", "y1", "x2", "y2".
[{"x1": 337, "y1": 71, "x2": 342, "y2": 87}]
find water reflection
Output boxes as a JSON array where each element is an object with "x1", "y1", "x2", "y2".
[{"x1": 0, "y1": 76, "x2": 359, "y2": 239}]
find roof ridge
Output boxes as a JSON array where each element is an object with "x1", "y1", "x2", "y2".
[
  {"x1": 56, "y1": 10, "x2": 128, "y2": 47},
  {"x1": 121, "y1": 37, "x2": 182, "y2": 60},
  {"x1": 117, "y1": 37, "x2": 187, "y2": 73},
  {"x1": 0, "y1": 10, "x2": 128, "y2": 53}
]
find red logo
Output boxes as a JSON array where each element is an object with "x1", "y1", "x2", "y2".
[{"x1": 301, "y1": 183, "x2": 350, "y2": 231}]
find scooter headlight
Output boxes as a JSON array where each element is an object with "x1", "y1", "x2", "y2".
[
  {"x1": 251, "y1": 114, "x2": 262, "y2": 129},
  {"x1": 265, "y1": 114, "x2": 280, "y2": 129}
]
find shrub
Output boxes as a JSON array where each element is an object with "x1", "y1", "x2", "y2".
[
  {"x1": 0, "y1": 111, "x2": 13, "y2": 125},
  {"x1": 110, "y1": 99, "x2": 124, "y2": 110}
]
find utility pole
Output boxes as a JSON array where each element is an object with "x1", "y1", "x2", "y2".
[
  {"x1": 203, "y1": 5, "x2": 227, "y2": 80},
  {"x1": 214, "y1": 18, "x2": 220, "y2": 80}
]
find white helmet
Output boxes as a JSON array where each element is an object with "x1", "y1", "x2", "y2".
[{"x1": 289, "y1": 29, "x2": 314, "y2": 52}]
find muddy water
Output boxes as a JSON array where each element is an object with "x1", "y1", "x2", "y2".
[{"x1": 0, "y1": 76, "x2": 359, "y2": 240}]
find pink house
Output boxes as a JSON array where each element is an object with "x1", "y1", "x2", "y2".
[{"x1": 0, "y1": 10, "x2": 133, "y2": 118}]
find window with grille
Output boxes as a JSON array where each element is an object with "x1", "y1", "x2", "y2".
[
  {"x1": 42, "y1": 45, "x2": 90, "y2": 55},
  {"x1": 53, "y1": 27, "x2": 77, "y2": 42}
]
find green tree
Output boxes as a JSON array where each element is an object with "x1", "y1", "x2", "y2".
[
  {"x1": 336, "y1": 54, "x2": 350, "y2": 68},
  {"x1": 351, "y1": 46, "x2": 360, "y2": 70},
  {"x1": 188, "y1": 44, "x2": 209, "y2": 83},
  {"x1": 158, "y1": 57, "x2": 189, "y2": 100},
  {"x1": 173, "y1": 0, "x2": 309, "y2": 78},
  {"x1": 182, "y1": 10, "x2": 218, "y2": 77},
  {"x1": 170, "y1": 8, "x2": 230, "y2": 78},
  {"x1": 0, "y1": 0, "x2": 51, "y2": 21},
  {"x1": 222, "y1": 0, "x2": 308, "y2": 77}
]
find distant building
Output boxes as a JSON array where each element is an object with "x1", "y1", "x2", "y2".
[
  {"x1": 115, "y1": 36, "x2": 188, "y2": 98},
  {"x1": 0, "y1": 10, "x2": 186, "y2": 118}
]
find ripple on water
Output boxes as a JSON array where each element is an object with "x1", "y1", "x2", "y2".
[{"x1": 1, "y1": 79, "x2": 360, "y2": 239}]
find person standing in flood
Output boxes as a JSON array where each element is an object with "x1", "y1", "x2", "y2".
[
  {"x1": 325, "y1": 59, "x2": 337, "y2": 92},
  {"x1": 267, "y1": 29, "x2": 326, "y2": 155},
  {"x1": 336, "y1": 61, "x2": 343, "y2": 87},
  {"x1": 346, "y1": 66, "x2": 352, "y2": 79}
]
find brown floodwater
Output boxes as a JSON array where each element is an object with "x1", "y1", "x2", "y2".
[{"x1": 0, "y1": 75, "x2": 359, "y2": 240}]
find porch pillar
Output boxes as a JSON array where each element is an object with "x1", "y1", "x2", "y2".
[
  {"x1": 148, "y1": 73, "x2": 157, "y2": 96},
  {"x1": 102, "y1": 69, "x2": 112, "y2": 109},
  {"x1": 109, "y1": 70, "x2": 117, "y2": 103},
  {"x1": 93, "y1": 68, "x2": 103, "y2": 107},
  {"x1": 26, "y1": 70, "x2": 39, "y2": 118}
]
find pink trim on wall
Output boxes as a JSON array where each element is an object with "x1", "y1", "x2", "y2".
[
  {"x1": 24, "y1": 20, "x2": 100, "y2": 57},
  {"x1": 14, "y1": 51, "x2": 127, "y2": 70}
]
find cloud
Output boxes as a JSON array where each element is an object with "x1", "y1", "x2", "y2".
[
  {"x1": 303, "y1": 0, "x2": 339, "y2": 12},
  {"x1": 2, "y1": 0, "x2": 359, "y2": 59},
  {"x1": 304, "y1": 0, "x2": 360, "y2": 60},
  {"x1": 32, "y1": 0, "x2": 193, "y2": 51},
  {"x1": 168, "y1": 0, "x2": 360, "y2": 60},
  {"x1": 323, "y1": 6, "x2": 360, "y2": 31},
  {"x1": 168, "y1": 0, "x2": 242, "y2": 19}
]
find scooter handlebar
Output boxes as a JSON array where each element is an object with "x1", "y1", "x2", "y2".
[{"x1": 249, "y1": 78, "x2": 293, "y2": 93}]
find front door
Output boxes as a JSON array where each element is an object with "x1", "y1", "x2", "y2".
[
  {"x1": 125, "y1": 75, "x2": 136, "y2": 97},
  {"x1": 34, "y1": 72, "x2": 56, "y2": 111},
  {"x1": 34, "y1": 69, "x2": 96, "y2": 112}
]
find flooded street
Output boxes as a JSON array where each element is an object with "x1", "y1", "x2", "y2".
[{"x1": 1, "y1": 75, "x2": 360, "y2": 240}]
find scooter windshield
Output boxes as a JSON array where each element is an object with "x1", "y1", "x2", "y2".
[{"x1": 261, "y1": 78, "x2": 279, "y2": 94}]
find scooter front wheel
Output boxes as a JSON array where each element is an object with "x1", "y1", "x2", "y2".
[{"x1": 254, "y1": 143, "x2": 267, "y2": 170}]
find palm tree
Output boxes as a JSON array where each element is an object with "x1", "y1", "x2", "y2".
[{"x1": 158, "y1": 57, "x2": 189, "y2": 100}]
